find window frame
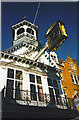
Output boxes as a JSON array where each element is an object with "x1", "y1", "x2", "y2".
[
  {"x1": 53, "y1": 79, "x2": 58, "y2": 88},
  {"x1": 47, "y1": 77, "x2": 53, "y2": 87},
  {"x1": 47, "y1": 77, "x2": 60, "y2": 105},
  {"x1": 29, "y1": 73, "x2": 43, "y2": 102},
  {"x1": 17, "y1": 28, "x2": 25, "y2": 35},
  {"x1": 74, "y1": 75, "x2": 78, "y2": 85},
  {"x1": 29, "y1": 74, "x2": 35, "y2": 83},
  {"x1": 7, "y1": 67, "x2": 23, "y2": 89},
  {"x1": 7, "y1": 68, "x2": 14, "y2": 79},
  {"x1": 70, "y1": 74, "x2": 75, "y2": 84},
  {"x1": 26, "y1": 28, "x2": 34, "y2": 35},
  {"x1": 15, "y1": 70, "x2": 23, "y2": 80},
  {"x1": 36, "y1": 75, "x2": 42, "y2": 84}
]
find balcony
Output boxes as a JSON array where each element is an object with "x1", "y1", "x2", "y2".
[
  {"x1": 17, "y1": 32, "x2": 25, "y2": 39},
  {"x1": 26, "y1": 32, "x2": 35, "y2": 40},
  {"x1": 2, "y1": 87, "x2": 76, "y2": 110}
]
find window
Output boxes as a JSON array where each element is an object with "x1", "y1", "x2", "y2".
[
  {"x1": 74, "y1": 76, "x2": 78, "y2": 84},
  {"x1": 71, "y1": 74, "x2": 75, "y2": 84},
  {"x1": 30, "y1": 84, "x2": 37, "y2": 101},
  {"x1": 7, "y1": 68, "x2": 23, "y2": 81},
  {"x1": 7, "y1": 68, "x2": 23, "y2": 100},
  {"x1": 49, "y1": 88, "x2": 55, "y2": 104},
  {"x1": 55, "y1": 89, "x2": 60, "y2": 97},
  {"x1": 29, "y1": 74, "x2": 35, "y2": 83},
  {"x1": 26, "y1": 28, "x2": 34, "y2": 35},
  {"x1": 7, "y1": 68, "x2": 14, "y2": 79},
  {"x1": 70, "y1": 63, "x2": 75, "y2": 70},
  {"x1": 15, "y1": 81, "x2": 22, "y2": 89},
  {"x1": 7, "y1": 79, "x2": 14, "y2": 88},
  {"x1": 29, "y1": 74, "x2": 44, "y2": 101},
  {"x1": 37, "y1": 85, "x2": 43, "y2": 101},
  {"x1": 58, "y1": 80, "x2": 63, "y2": 94},
  {"x1": 54, "y1": 89, "x2": 60, "y2": 104},
  {"x1": 47, "y1": 78, "x2": 53, "y2": 87},
  {"x1": 29, "y1": 74, "x2": 44, "y2": 102},
  {"x1": 15, "y1": 70, "x2": 23, "y2": 80},
  {"x1": 53, "y1": 80, "x2": 58, "y2": 88},
  {"x1": 15, "y1": 81, "x2": 22, "y2": 99},
  {"x1": 6, "y1": 79, "x2": 14, "y2": 98},
  {"x1": 36, "y1": 75, "x2": 42, "y2": 84},
  {"x1": 17, "y1": 28, "x2": 25, "y2": 35}
]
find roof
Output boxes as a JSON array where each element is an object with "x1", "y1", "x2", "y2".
[
  {"x1": 3, "y1": 41, "x2": 37, "y2": 54},
  {"x1": 11, "y1": 20, "x2": 38, "y2": 30},
  {"x1": 11, "y1": 19, "x2": 39, "y2": 41}
]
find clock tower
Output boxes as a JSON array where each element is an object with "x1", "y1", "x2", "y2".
[
  {"x1": 6, "y1": 20, "x2": 42, "y2": 60},
  {"x1": 11, "y1": 20, "x2": 39, "y2": 47}
]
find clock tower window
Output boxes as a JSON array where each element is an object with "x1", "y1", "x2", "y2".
[
  {"x1": 26, "y1": 28, "x2": 34, "y2": 35},
  {"x1": 17, "y1": 28, "x2": 25, "y2": 35}
]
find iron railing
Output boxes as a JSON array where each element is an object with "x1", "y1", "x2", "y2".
[{"x1": 2, "y1": 87, "x2": 76, "y2": 109}]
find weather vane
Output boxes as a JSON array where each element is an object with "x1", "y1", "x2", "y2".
[{"x1": 22, "y1": 16, "x2": 26, "y2": 19}]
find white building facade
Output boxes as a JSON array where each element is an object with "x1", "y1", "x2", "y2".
[{"x1": 0, "y1": 20, "x2": 65, "y2": 108}]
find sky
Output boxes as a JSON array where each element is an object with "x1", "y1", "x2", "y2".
[{"x1": 1, "y1": 2, "x2": 78, "y2": 64}]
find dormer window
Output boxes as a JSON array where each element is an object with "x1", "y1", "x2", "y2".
[
  {"x1": 17, "y1": 28, "x2": 25, "y2": 35},
  {"x1": 26, "y1": 28, "x2": 34, "y2": 35},
  {"x1": 70, "y1": 63, "x2": 75, "y2": 70}
]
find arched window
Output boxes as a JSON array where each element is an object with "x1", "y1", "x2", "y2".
[
  {"x1": 17, "y1": 28, "x2": 25, "y2": 35},
  {"x1": 26, "y1": 28, "x2": 34, "y2": 35}
]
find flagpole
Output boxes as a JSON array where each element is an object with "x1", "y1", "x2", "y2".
[{"x1": 33, "y1": 2, "x2": 40, "y2": 24}]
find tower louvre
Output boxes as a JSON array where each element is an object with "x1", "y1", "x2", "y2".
[{"x1": 11, "y1": 20, "x2": 39, "y2": 47}]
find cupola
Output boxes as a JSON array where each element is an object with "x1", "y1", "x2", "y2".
[{"x1": 11, "y1": 20, "x2": 39, "y2": 47}]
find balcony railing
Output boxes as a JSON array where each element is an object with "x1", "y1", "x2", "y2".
[
  {"x1": 2, "y1": 87, "x2": 76, "y2": 109},
  {"x1": 17, "y1": 32, "x2": 25, "y2": 39},
  {"x1": 16, "y1": 32, "x2": 35, "y2": 40}
]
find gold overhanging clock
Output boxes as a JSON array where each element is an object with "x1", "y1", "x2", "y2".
[{"x1": 45, "y1": 20, "x2": 68, "y2": 51}]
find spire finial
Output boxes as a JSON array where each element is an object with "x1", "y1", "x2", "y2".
[
  {"x1": 67, "y1": 53, "x2": 70, "y2": 58},
  {"x1": 22, "y1": 16, "x2": 26, "y2": 19}
]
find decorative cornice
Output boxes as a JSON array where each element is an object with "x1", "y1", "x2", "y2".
[
  {"x1": 11, "y1": 20, "x2": 38, "y2": 30},
  {"x1": 1, "y1": 61, "x2": 47, "y2": 76},
  {"x1": 3, "y1": 41, "x2": 37, "y2": 54},
  {"x1": 1, "y1": 51, "x2": 58, "y2": 73}
]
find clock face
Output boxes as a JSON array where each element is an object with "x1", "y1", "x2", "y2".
[
  {"x1": 46, "y1": 21, "x2": 68, "y2": 51},
  {"x1": 47, "y1": 24, "x2": 62, "y2": 51},
  {"x1": 53, "y1": 25, "x2": 61, "y2": 39},
  {"x1": 50, "y1": 26, "x2": 61, "y2": 41}
]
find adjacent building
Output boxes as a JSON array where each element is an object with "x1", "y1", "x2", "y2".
[
  {"x1": 58, "y1": 54, "x2": 79, "y2": 99},
  {"x1": 58, "y1": 54, "x2": 79, "y2": 110}
]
